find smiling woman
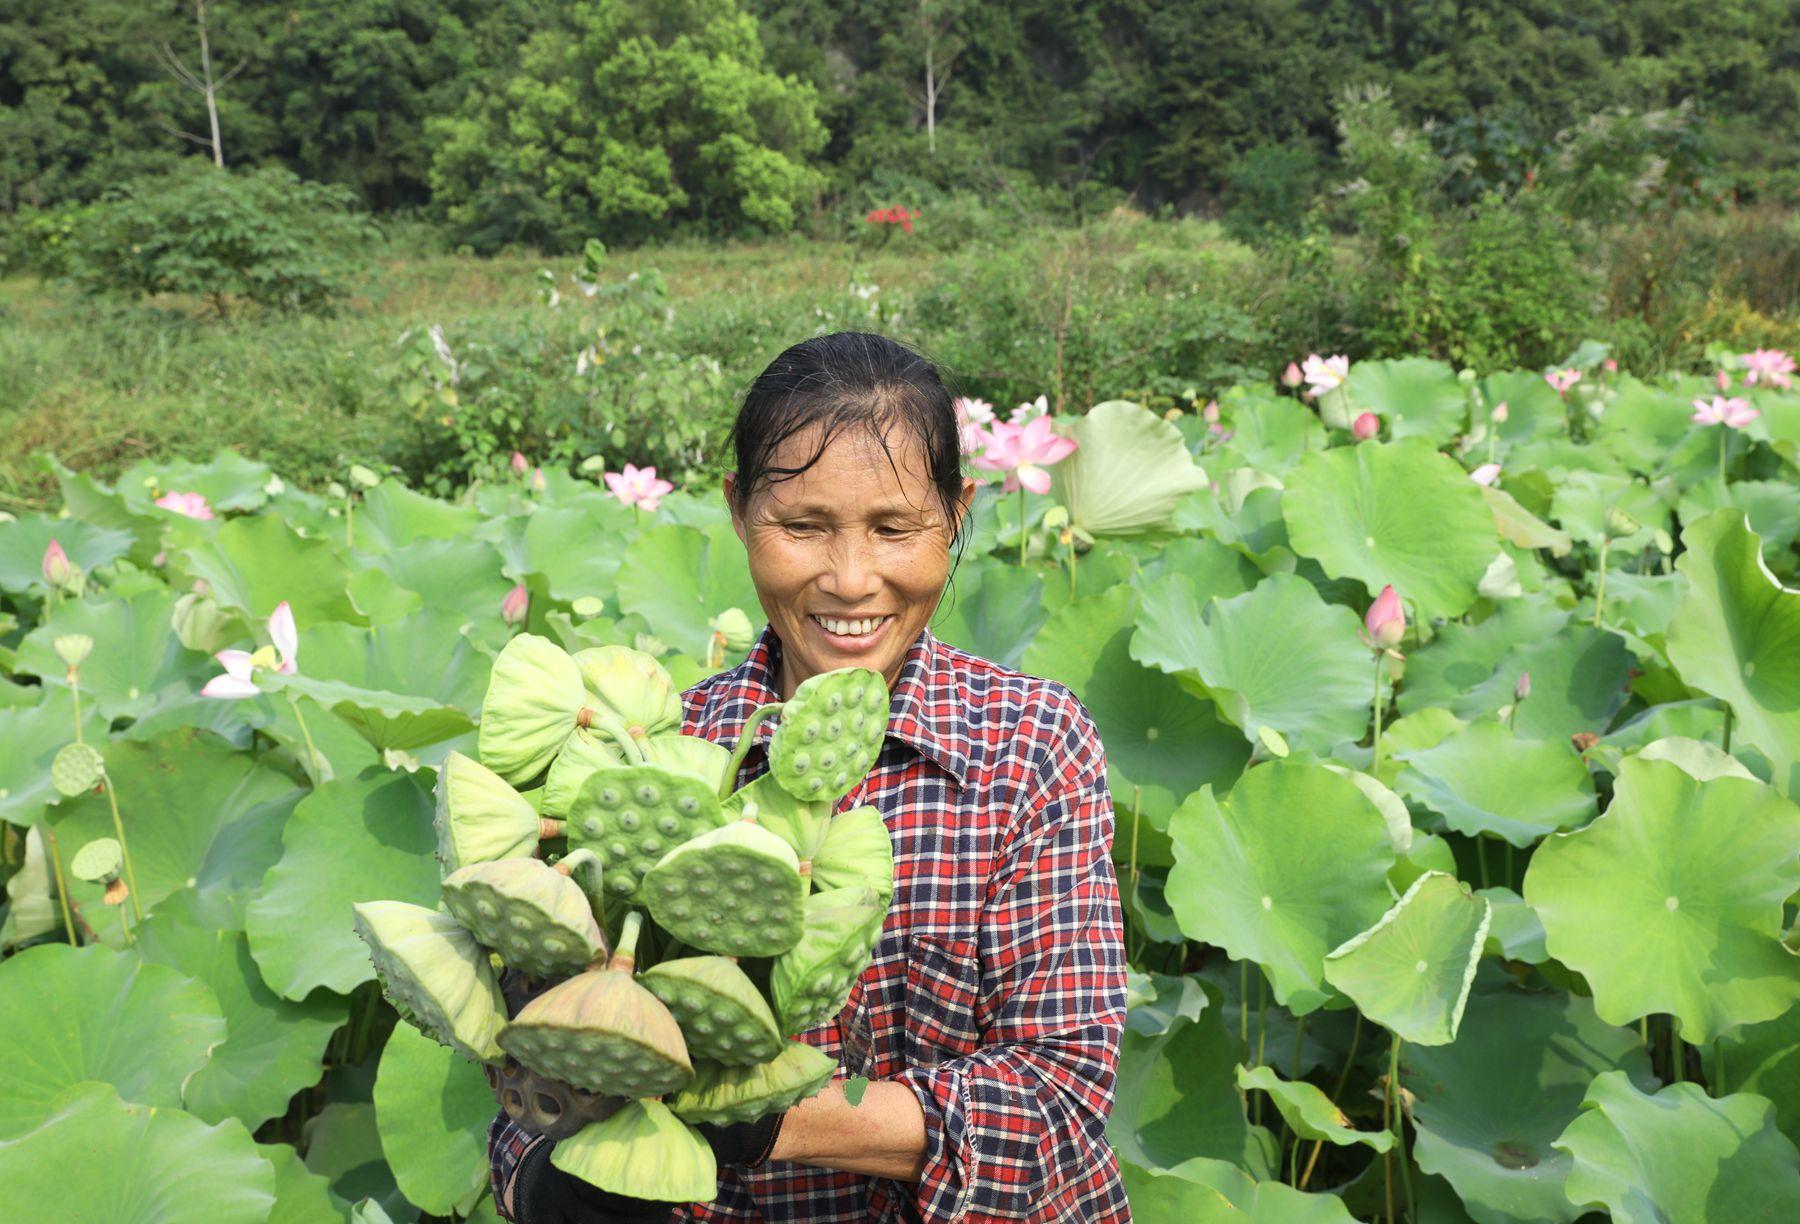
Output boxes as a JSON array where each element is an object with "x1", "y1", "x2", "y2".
[{"x1": 490, "y1": 332, "x2": 1131, "y2": 1224}]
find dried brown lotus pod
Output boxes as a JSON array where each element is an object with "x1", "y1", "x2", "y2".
[{"x1": 493, "y1": 1056, "x2": 626, "y2": 1141}]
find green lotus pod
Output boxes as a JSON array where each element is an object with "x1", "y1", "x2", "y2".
[
  {"x1": 351, "y1": 899, "x2": 507, "y2": 1063},
  {"x1": 541, "y1": 729, "x2": 626, "y2": 819},
  {"x1": 710, "y1": 608, "x2": 755, "y2": 653},
  {"x1": 171, "y1": 591, "x2": 231, "y2": 654},
  {"x1": 51, "y1": 741, "x2": 105, "y2": 798},
  {"x1": 768, "y1": 669, "x2": 890, "y2": 804},
  {"x1": 572, "y1": 645, "x2": 682, "y2": 737},
  {"x1": 477, "y1": 633, "x2": 587, "y2": 784},
  {"x1": 441, "y1": 854, "x2": 607, "y2": 979},
  {"x1": 811, "y1": 806, "x2": 894, "y2": 901},
  {"x1": 550, "y1": 1099, "x2": 716, "y2": 1204},
  {"x1": 668, "y1": 1041, "x2": 838, "y2": 1126},
  {"x1": 434, "y1": 751, "x2": 563, "y2": 874},
  {"x1": 641, "y1": 822, "x2": 807, "y2": 957},
  {"x1": 566, "y1": 764, "x2": 726, "y2": 901},
  {"x1": 771, "y1": 886, "x2": 888, "y2": 1034},
  {"x1": 723, "y1": 773, "x2": 832, "y2": 863},
  {"x1": 53, "y1": 634, "x2": 93, "y2": 668},
  {"x1": 638, "y1": 733, "x2": 731, "y2": 791},
  {"x1": 641, "y1": 956, "x2": 784, "y2": 1066},
  {"x1": 500, "y1": 918, "x2": 693, "y2": 1096},
  {"x1": 69, "y1": 837, "x2": 123, "y2": 884}
]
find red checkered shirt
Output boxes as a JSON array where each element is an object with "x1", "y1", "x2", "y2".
[{"x1": 490, "y1": 624, "x2": 1130, "y2": 1222}]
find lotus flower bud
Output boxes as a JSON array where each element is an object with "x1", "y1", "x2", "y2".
[
  {"x1": 1604, "y1": 505, "x2": 1641, "y2": 539},
  {"x1": 54, "y1": 634, "x2": 93, "y2": 668},
  {"x1": 511, "y1": 451, "x2": 529, "y2": 476},
  {"x1": 1470, "y1": 463, "x2": 1502, "y2": 487},
  {"x1": 1715, "y1": 369, "x2": 1731, "y2": 392},
  {"x1": 1362, "y1": 585, "x2": 1405, "y2": 650},
  {"x1": 172, "y1": 591, "x2": 231, "y2": 654},
  {"x1": 1514, "y1": 671, "x2": 1531, "y2": 701},
  {"x1": 1202, "y1": 400, "x2": 1221, "y2": 424},
  {"x1": 530, "y1": 467, "x2": 548, "y2": 494},
  {"x1": 1604, "y1": 358, "x2": 1618, "y2": 373},
  {"x1": 709, "y1": 608, "x2": 755, "y2": 653},
  {"x1": 501, "y1": 584, "x2": 529, "y2": 626},
  {"x1": 1352, "y1": 412, "x2": 1380, "y2": 442},
  {"x1": 1490, "y1": 401, "x2": 1509, "y2": 424},
  {"x1": 1282, "y1": 362, "x2": 1304, "y2": 389},
  {"x1": 41, "y1": 538, "x2": 77, "y2": 589}
]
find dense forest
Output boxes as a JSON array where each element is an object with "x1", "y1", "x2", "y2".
[{"x1": 5, "y1": 0, "x2": 1798, "y2": 245}]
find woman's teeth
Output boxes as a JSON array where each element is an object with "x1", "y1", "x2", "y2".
[{"x1": 814, "y1": 615, "x2": 887, "y2": 637}]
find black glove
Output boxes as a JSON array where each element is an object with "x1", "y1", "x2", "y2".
[
  {"x1": 514, "y1": 1137, "x2": 679, "y2": 1224},
  {"x1": 696, "y1": 1112, "x2": 785, "y2": 1169}
]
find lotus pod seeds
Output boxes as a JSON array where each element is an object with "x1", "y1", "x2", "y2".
[
  {"x1": 641, "y1": 823, "x2": 806, "y2": 957},
  {"x1": 51, "y1": 741, "x2": 105, "y2": 798},
  {"x1": 501, "y1": 965, "x2": 693, "y2": 1096},
  {"x1": 566, "y1": 764, "x2": 726, "y2": 901},
  {"x1": 811, "y1": 806, "x2": 895, "y2": 901},
  {"x1": 477, "y1": 633, "x2": 587, "y2": 784},
  {"x1": 572, "y1": 645, "x2": 682, "y2": 737},
  {"x1": 69, "y1": 837, "x2": 123, "y2": 883},
  {"x1": 768, "y1": 669, "x2": 889, "y2": 804},
  {"x1": 668, "y1": 1041, "x2": 839, "y2": 1127},
  {"x1": 434, "y1": 751, "x2": 550, "y2": 874},
  {"x1": 441, "y1": 858, "x2": 607, "y2": 979},
  {"x1": 550, "y1": 1099, "x2": 716, "y2": 1204},
  {"x1": 352, "y1": 899, "x2": 508, "y2": 1063},
  {"x1": 541, "y1": 728, "x2": 627, "y2": 820},
  {"x1": 641, "y1": 957, "x2": 784, "y2": 1066},
  {"x1": 772, "y1": 886, "x2": 888, "y2": 1034}
]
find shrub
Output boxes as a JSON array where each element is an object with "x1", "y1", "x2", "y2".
[{"x1": 1222, "y1": 141, "x2": 1321, "y2": 241}]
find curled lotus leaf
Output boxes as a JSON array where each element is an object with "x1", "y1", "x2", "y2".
[
  {"x1": 724, "y1": 773, "x2": 831, "y2": 863},
  {"x1": 351, "y1": 899, "x2": 507, "y2": 1064},
  {"x1": 434, "y1": 750, "x2": 546, "y2": 874},
  {"x1": 667, "y1": 1040, "x2": 838, "y2": 1126},
  {"x1": 768, "y1": 669, "x2": 890, "y2": 804},
  {"x1": 541, "y1": 729, "x2": 626, "y2": 820},
  {"x1": 50, "y1": 741, "x2": 105, "y2": 798},
  {"x1": 477, "y1": 633, "x2": 586, "y2": 784},
  {"x1": 501, "y1": 964, "x2": 693, "y2": 1096},
  {"x1": 441, "y1": 857, "x2": 607, "y2": 979},
  {"x1": 811, "y1": 806, "x2": 894, "y2": 901},
  {"x1": 638, "y1": 732, "x2": 731, "y2": 791},
  {"x1": 1322, "y1": 872, "x2": 1490, "y2": 1047},
  {"x1": 566, "y1": 764, "x2": 726, "y2": 902},
  {"x1": 641, "y1": 956, "x2": 784, "y2": 1066},
  {"x1": 550, "y1": 1099, "x2": 717, "y2": 1204},
  {"x1": 641, "y1": 822, "x2": 806, "y2": 958},
  {"x1": 772, "y1": 885, "x2": 888, "y2": 1034},
  {"x1": 572, "y1": 645, "x2": 682, "y2": 737}
]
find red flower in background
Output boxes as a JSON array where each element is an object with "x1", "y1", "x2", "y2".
[{"x1": 865, "y1": 206, "x2": 922, "y2": 234}]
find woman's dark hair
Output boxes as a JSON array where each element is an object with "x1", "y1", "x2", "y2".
[{"x1": 727, "y1": 332, "x2": 970, "y2": 551}]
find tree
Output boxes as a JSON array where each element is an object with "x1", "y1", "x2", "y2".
[{"x1": 150, "y1": 0, "x2": 245, "y2": 166}]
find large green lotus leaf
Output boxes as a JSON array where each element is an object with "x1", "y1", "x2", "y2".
[
  {"x1": 272, "y1": 674, "x2": 474, "y2": 757},
  {"x1": 1281, "y1": 437, "x2": 1496, "y2": 618},
  {"x1": 1166, "y1": 762, "x2": 1396, "y2": 1014},
  {"x1": 1709, "y1": 1005, "x2": 1800, "y2": 1149},
  {"x1": 1207, "y1": 392, "x2": 1327, "y2": 478},
  {"x1": 1323, "y1": 872, "x2": 1489, "y2": 1045},
  {"x1": 43, "y1": 456, "x2": 166, "y2": 562},
  {"x1": 1394, "y1": 721, "x2": 1597, "y2": 847},
  {"x1": 615, "y1": 523, "x2": 760, "y2": 662},
  {"x1": 14, "y1": 586, "x2": 215, "y2": 720},
  {"x1": 1234, "y1": 1065, "x2": 1394, "y2": 1153},
  {"x1": 261, "y1": 1141, "x2": 344, "y2": 1224},
  {"x1": 929, "y1": 556, "x2": 1047, "y2": 671},
  {"x1": 1047, "y1": 400, "x2": 1211, "y2": 535},
  {"x1": 1548, "y1": 470, "x2": 1668, "y2": 551},
  {"x1": 353, "y1": 481, "x2": 483, "y2": 555},
  {"x1": 1680, "y1": 479, "x2": 1800, "y2": 561},
  {"x1": 1122, "y1": 1157, "x2": 1357, "y2": 1221},
  {"x1": 1110, "y1": 997, "x2": 1249, "y2": 1170},
  {"x1": 46, "y1": 728, "x2": 302, "y2": 940},
  {"x1": 1132, "y1": 574, "x2": 1371, "y2": 754},
  {"x1": 1404, "y1": 980, "x2": 1654, "y2": 1224},
  {"x1": 372, "y1": 1021, "x2": 493, "y2": 1217},
  {"x1": 0, "y1": 513, "x2": 135, "y2": 595},
  {"x1": 0, "y1": 688, "x2": 109, "y2": 827},
  {"x1": 1554, "y1": 1071, "x2": 1800, "y2": 1223},
  {"x1": 1026, "y1": 585, "x2": 1249, "y2": 838},
  {"x1": 1347, "y1": 357, "x2": 1467, "y2": 445},
  {"x1": 134, "y1": 892, "x2": 344, "y2": 1129},
  {"x1": 1524, "y1": 755, "x2": 1800, "y2": 1042},
  {"x1": 1481, "y1": 485, "x2": 1573, "y2": 556},
  {"x1": 0, "y1": 1081, "x2": 276, "y2": 1222},
  {"x1": 1477, "y1": 370, "x2": 1568, "y2": 444},
  {"x1": 1592, "y1": 377, "x2": 1697, "y2": 473},
  {"x1": 1175, "y1": 485, "x2": 1291, "y2": 566},
  {"x1": 0, "y1": 943, "x2": 228, "y2": 1138},
  {"x1": 520, "y1": 503, "x2": 630, "y2": 604},
  {"x1": 246, "y1": 768, "x2": 442, "y2": 999},
  {"x1": 176, "y1": 514, "x2": 362, "y2": 627},
  {"x1": 122, "y1": 449, "x2": 275, "y2": 514},
  {"x1": 345, "y1": 567, "x2": 425, "y2": 624},
  {"x1": 1135, "y1": 536, "x2": 1263, "y2": 600},
  {"x1": 302, "y1": 1102, "x2": 410, "y2": 1222},
  {"x1": 1666, "y1": 510, "x2": 1800, "y2": 795},
  {"x1": 1476, "y1": 886, "x2": 1548, "y2": 964},
  {"x1": 364, "y1": 537, "x2": 514, "y2": 642}
]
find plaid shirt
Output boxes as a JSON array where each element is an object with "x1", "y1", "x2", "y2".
[{"x1": 490, "y1": 624, "x2": 1130, "y2": 1222}]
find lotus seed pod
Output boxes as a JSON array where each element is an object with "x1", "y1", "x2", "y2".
[
  {"x1": 434, "y1": 751, "x2": 555, "y2": 874},
  {"x1": 541, "y1": 728, "x2": 627, "y2": 820},
  {"x1": 441, "y1": 858, "x2": 607, "y2": 979},
  {"x1": 571, "y1": 595, "x2": 606, "y2": 620},
  {"x1": 53, "y1": 634, "x2": 93, "y2": 668},
  {"x1": 811, "y1": 807, "x2": 895, "y2": 902},
  {"x1": 351, "y1": 899, "x2": 508, "y2": 1063},
  {"x1": 171, "y1": 591, "x2": 232, "y2": 654},
  {"x1": 641, "y1": 822, "x2": 806, "y2": 958},
  {"x1": 477, "y1": 633, "x2": 587, "y2": 784},
  {"x1": 550, "y1": 1100, "x2": 716, "y2": 1203},
  {"x1": 667, "y1": 1041, "x2": 838, "y2": 1126},
  {"x1": 566, "y1": 764, "x2": 726, "y2": 902},
  {"x1": 709, "y1": 608, "x2": 755, "y2": 653},
  {"x1": 494, "y1": 1057, "x2": 625, "y2": 1140},
  {"x1": 638, "y1": 733, "x2": 731, "y2": 792},
  {"x1": 51, "y1": 741, "x2": 105, "y2": 798},
  {"x1": 634, "y1": 632, "x2": 668, "y2": 658},
  {"x1": 641, "y1": 957, "x2": 784, "y2": 1066},
  {"x1": 69, "y1": 837, "x2": 123, "y2": 883},
  {"x1": 767, "y1": 668, "x2": 890, "y2": 804},
  {"x1": 500, "y1": 966, "x2": 693, "y2": 1097},
  {"x1": 571, "y1": 645, "x2": 682, "y2": 737},
  {"x1": 772, "y1": 886, "x2": 888, "y2": 1035},
  {"x1": 723, "y1": 773, "x2": 831, "y2": 863}
]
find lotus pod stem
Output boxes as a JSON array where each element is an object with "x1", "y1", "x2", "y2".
[
  {"x1": 40, "y1": 823, "x2": 80, "y2": 947},
  {"x1": 98, "y1": 775, "x2": 143, "y2": 922},
  {"x1": 720, "y1": 703, "x2": 783, "y2": 799},
  {"x1": 540, "y1": 817, "x2": 566, "y2": 841},
  {"x1": 611, "y1": 910, "x2": 644, "y2": 972},
  {"x1": 575, "y1": 708, "x2": 647, "y2": 765}
]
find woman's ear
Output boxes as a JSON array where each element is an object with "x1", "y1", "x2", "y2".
[
  {"x1": 954, "y1": 475, "x2": 979, "y2": 534},
  {"x1": 723, "y1": 472, "x2": 747, "y2": 543}
]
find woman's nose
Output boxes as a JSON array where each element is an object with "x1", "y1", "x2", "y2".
[{"x1": 819, "y1": 535, "x2": 882, "y2": 601}]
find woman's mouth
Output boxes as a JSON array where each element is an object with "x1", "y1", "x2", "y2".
[{"x1": 809, "y1": 614, "x2": 893, "y2": 652}]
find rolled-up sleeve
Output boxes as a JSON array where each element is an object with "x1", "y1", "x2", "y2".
[{"x1": 895, "y1": 694, "x2": 1129, "y2": 1222}]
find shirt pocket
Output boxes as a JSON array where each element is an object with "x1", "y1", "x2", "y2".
[{"x1": 901, "y1": 932, "x2": 982, "y2": 1068}]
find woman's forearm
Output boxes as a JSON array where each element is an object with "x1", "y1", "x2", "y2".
[{"x1": 767, "y1": 1080, "x2": 928, "y2": 1181}]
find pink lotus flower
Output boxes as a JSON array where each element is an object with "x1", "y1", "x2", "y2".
[
  {"x1": 1351, "y1": 412, "x2": 1380, "y2": 442},
  {"x1": 510, "y1": 452, "x2": 528, "y2": 476},
  {"x1": 1742, "y1": 348, "x2": 1796, "y2": 390},
  {"x1": 1361, "y1": 584, "x2": 1406, "y2": 650},
  {"x1": 153, "y1": 490, "x2": 215, "y2": 521},
  {"x1": 1545, "y1": 369, "x2": 1580, "y2": 394},
  {"x1": 1301, "y1": 354, "x2": 1350, "y2": 398},
  {"x1": 1514, "y1": 671, "x2": 1531, "y2": 701},
  {"x1": 1470, "y1": 463, "x2": 1502, "y2": 486},
  {"x1": 953, "y1": 396, "x2": 996, "y2": 454},
  {"x1": 1715, "y1": 369, "x2": 1732, "y2": 392},
  {"x1": 1603, "y1": 358, "x2": 1618, "y2": 374},
  {"x1": 605, "y1": 463, "x2": 675, "y2": 512},
  {"x1": 1282, "y1": 362, "x2": 1304, "y2": 389},
  {"x1": 1691, "y1": 396, "x2": 1760, "y2": 429},
  {"x1": 42, "y1": 538, "x2": 75, "y2": 588},
  {"x1": 1490, "y1": 402, "x2": 1509, "y2": 424},
  {"x1": 971, "y1": 416, "x2": 1078, "y2": 494},
  {"x1": 1202, "y1": 400, "x2": 1221, "y2": 424},
  {"x1": 1010, "y1": 395, "x2": 1049, "y2": 425},
  {"x1": 529, "y1": 467, "x2": 547, "y2": 494},
  {"x1": 202, "y1": 601, "x2": 298, "y2": 699},
  {"x1": 501, "y1": 584, "x2": 529, "y2": 626}
]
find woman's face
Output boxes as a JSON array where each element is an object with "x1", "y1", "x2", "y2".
[{"x1": 726, "y1": 420, "x2": 975, "y2": 700}]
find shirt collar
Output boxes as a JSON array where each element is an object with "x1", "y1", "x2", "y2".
[{"x1": 729, "y1": 622, "x2": 971, "y2": 789}]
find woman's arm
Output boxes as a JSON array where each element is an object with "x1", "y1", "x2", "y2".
[{"x1": 767, "y1": 1080, "x2": 928, "y2": 1181}]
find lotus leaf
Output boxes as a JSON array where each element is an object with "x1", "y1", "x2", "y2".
[
  {"x1": 772, "y1": 885, "x2": 888, "y2": 1034},
  {"x1": 667, "y1": 1041, "x2": 838, "y2": 1125},
  {"x1": 572, "y1": 645, "x2": 683, "y2": 736},
  {"x1": 0, "y1": 687, "x2": 108, "y2": 828},
  {"x1": 477, "y1": 633, "x2": 586, "y2": 784},
  {"x1": 614, "y1": 522, "x2": 762, "y2": 662},
  {"x1": 641, "y1": 956, "x2": 785, "y2": 1066},
  {"x1": 1047, "y1": 400, "x2": 1211, "y2": 536},
  {"x1": 566, "y1": 763, "x2": 727, "y2": 901},
  {"x1": 1233, "y1": 1065, "x2": 1394, "y2": 1154},
  {"x1": 811, "y1": 806, "x2": 895, "y2": 900},
  {"x1": 501, "y1": 955, "x2": 693, "y2": 1096},
  {"x1": 16, "y1": 583, "x2": 216, "y2": 721},
  {"x1": 641, "y1": 821, "x2": 807, "y2": 956},
  {"x1": 1120, "y1": 1157, "x2": 1357, "y2": 1222},
  {"x1": 768, "y1": 668, "x2": 890, "y2": 803},
  {"x1": 441, "y1": 857, "x2": 607, "y2": 979},
  {"x1": 1323, "y1": 872, "x2": 1490, "y2": 1046},
  {"x1": 372, "y1": 1021, "x2": 495, "y2": 1216},
  {"x1": 175, "y1": 512, "x2": 361, "y2": 626},
  {"x1": 550, "y1": 1099, "x2": 717, "y2": 1204},
  {"x1": 1346, "y1": 357, "x2": 1468, "y2": 445},
  {"x1": 262, "y1": 1141, "x2": 342, "y2": 1224},
  {"x1": 434, "y1": 751, "x2": 548, "y2": 874},
  {"x1": 352, "y1": 899, "x2": 507, "y2": 1063},
  {"x1": 927, "y1": 556, "x2": 1048, "y2": 670},
  {"x1": 1393, "y1": 721, "x2": 1597, "y2": 847}
]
